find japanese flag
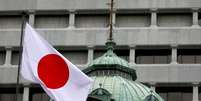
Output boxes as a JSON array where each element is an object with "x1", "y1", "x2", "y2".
[{"x1": 21, "y1": 23, "x2": 92, "y2": 101}]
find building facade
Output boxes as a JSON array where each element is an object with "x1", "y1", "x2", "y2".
[{"x1": 0, "y1": 0, "x2": 201, "y2": 101}]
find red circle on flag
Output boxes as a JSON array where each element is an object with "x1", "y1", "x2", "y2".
[{"x1": 37, "y1": 54, "x2": 69, "y2": 89}]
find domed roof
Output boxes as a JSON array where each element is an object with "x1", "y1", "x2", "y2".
[
  {"x1": 84, "y1": 40, "x2": 163, "y2": 101},
  {"x1": 84, "y1": 41, "x2": 137, "y2": 80},
  {"x1": 88, "y1": 49, "x2": 129, "y2": 67},
  {"x1": 90, "y1": 76, "x2": 163, "y2": 101},
  {"x1": 88, "y1": 41, "x2": 129, "y2": 68}
]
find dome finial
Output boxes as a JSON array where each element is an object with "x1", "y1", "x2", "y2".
[
  {"x1": 106, "y1": 39, "x2": 116, "y2": 51},
  {"x1": 150, "y1": 90, "x2": 153, "y2": 94},
  {"x1": 99, "y1": 83, "x2": 102, "y2": 88}
]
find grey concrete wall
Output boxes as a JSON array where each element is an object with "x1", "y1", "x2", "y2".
[
  {"x1": 75, "y1": 15, "x2": 108, "y2": 28},
  {"x1": 0, "y1": 0, "x2": 201, "y2": 11},
  {"x1": 35, "y1": 15, "x2": 69, "y2": 28},
  {"x1": 136, "y1": 64, "x2": 201, "y2": 83},
  {"x1": 0, "y1": 16, "x2": 22, "y2": 29},
  {"x1": 0, "y1": 27, "x2": 200, "y2": 47},
  {"x1": 158, "y1": 14, "x2": 192, "y2": 27},
  {"x1": 0, "y1": 65, "x2": 86, "y2": 84},
  {"x1": 0, "y1": 64, "x2": 201, "y2": 83},
  {"x1": 116, "y1": 14, "x2": 151, "y2": 27}
]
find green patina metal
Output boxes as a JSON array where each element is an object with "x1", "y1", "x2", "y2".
[
  {"x1": 88, "y1": 41, "x2": 128, "y2": 68},
  {"x1": 84, "y1": 0, "x2": 163, "y2": 100},
  {"x1": 84, "y1": 41, "x2": 137, "y2": 81},
  {"x1": 84, "y1": 40, "x2": 164, "y2": 101},
  {"x1": 89, "y1": 84, "x2": 112, "y2": 101},
  {"x1": 89, "y1": 76, "x2": 163, "y2": 101}
]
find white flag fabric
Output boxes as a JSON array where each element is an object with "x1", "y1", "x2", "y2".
[{"x1": 21, "y1": 23, "x2": 92, "y2": 101}]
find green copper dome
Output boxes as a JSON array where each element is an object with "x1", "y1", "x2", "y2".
[
  {"x1": 88, "y1": 49, "x2": 129, "y2": 68},
  {"x1": 84, "y1": 40, "x2": 164, "y2": 101},
  {"x1": 84, "y1": 41, "x2": 137, "y2": 80},
  {"x1": 90, "y1": 76, "x2": 163, "y2": 101},
  {"x1": 88, "y1": 41, "x2": 128, "y2": 67}
]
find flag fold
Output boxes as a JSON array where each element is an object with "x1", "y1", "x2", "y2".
[{"x1": 21, "y1": 23, "x2": 92, "y2": 101}]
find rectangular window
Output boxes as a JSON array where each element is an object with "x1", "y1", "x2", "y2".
[
  {"x1": 178, "y1": 49, "x2": 201, "y2": 64},
  {"x1": 0, "y1": 15, "x2": 21, "y2": 29},
  {"x1": 0, "y1": 87, "x2": 23, "y2": 101},
  {"x1": 158, "y1": 13, "x2": 192, "y2": 27},
  {"x1": 60, "y1": 50, "x2": 88, "y2": 64},
  {"x1": 35, "y1": 14, "x2": 69, "y2": 28},
  {"x1": 135, "y1": 49, "x2": 171, "y2": 64},
  {"x1": 75, "y1": 14, "x2": 109, "y2": 28},
  {"x1": 199, "y1": 13, "x2": 201, "y2": 26},
  {"x1": 30, "y1": 87, "x2": 50, "y2": 101},
  {"x1": 156, "y1": 87, "x2": 192, "y2": 101},
  {"x1": 199, "y1": 87, "x2": 201, "y2": 101},
  {"x1": 114, "y1": 50, "x2": 129, "y2": 61},
  {"x1": 11, "y1": 51, "x2": 19, "y2": 65},
  {"x1": 116, "y1": 13, "x2": 151, "y2": 27},
  {"x1": 94, "y1": 50, "x2": 106, "y2": 59},
  {"x1": 0, "y1": 50, "x2": 6, "y2": 65},
  {"x1": 94, "y1": 49, "x2": 129, "y2": 61}
]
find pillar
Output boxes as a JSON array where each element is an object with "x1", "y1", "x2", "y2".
[
  {"x1": 192, "y1": 8, "x2": 199, "y2": 27},
  {"x1": 28, "y1": 10, "x2": 35, "y2": 26},
  {"x1": 23, "y1": 85, "x2": 29, "y2": 101},
  {"x1": 171, "y1": 45, "x2": 177, "y2": 64},
  {"x1": 112, "y1": 10, "x2": 116, "y2": 27},
  {"x1": 87, "y1": 46, "x2": 94, "y2": 64},
  {"x1": 129, "y1": 45, "x2": 136, "y2": 64},
  {"x1": 192, "y1": 83, "x2": 199, "y2": 101},
  {"x1": 69, "y1": 10, "x2": 75, "y2": 28},
  {"x1": 150, "y1": 82, "x2": 156, "y2": 91},
  {"x1": 4, "y1": 46, "x2": 12, "y2": 66},
  {"x1": 151, "y1": 8, "x2": 157, "y2": 27}
]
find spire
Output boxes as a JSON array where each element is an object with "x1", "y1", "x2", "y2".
[
  {"x1": 109, "y1": 0, "x2": 114, "y2": 41},
  {"x1": 106, "y1": 0, "x2": 116, "y2": 51},
  {"x1": 84, "y1": 0, "x2": 137, "y2": 81}
]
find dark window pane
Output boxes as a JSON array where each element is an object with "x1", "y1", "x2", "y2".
[
  {"x1": 30, "y1": 87, "x2": 50, "y2": 101},
  {"x1": 156, "y1": 87, "x2": 192, "y2": 101},
  {"x1": 136, "y1": 56, "x2": 154, "y2": 64},
  {"x1": 0, "y1": 50, "x2": 6, "y2": 65},
  {"x1": 182, "y1": 93, "x2": 192, "y2": 101},
  {"x1": 199, "y1": 13, "x2": 201, "y2": 26},
  {"x1": 177, "y1": 49, "x2": 201, "y2": 64},
  {"x1": 94, "y1": 49, "x2": 129, "y2": 61},
  {"x1": 114, "y1": 50, "x2": 129, "y2": 61},
  {"x1": 199, "y1": 87, "x2": 201, "y2": 101},
  {"x1": 136, "y1": 49, "x2": 171, "y2": 64},
  {"x1": 158, "y1": 93, "x2": 167, "y2": 101},
  {"x1": 11, "y1": 51, "x2": 19, "y2": 65},
  {"x1": 196, "y1": 55, "x2": 201, "y2": 63},
  {"x1": 94, "y1": 50, "x2": 106, "y2": 59},
  {"x1": 0, "y1": 87, "x2": 23, "y2": 101},
  {"x1": 0, "y1": 94, "x2": 22, "y2": 101},
  {"x1": 168, "y1": 93, "x2": 182, "y2": 101},
  {"x1": 155, "y1": 55, "x2": 171, "y2": 64},
  {"x1": 199, "y1": 93, "x2": 201, "y2": 101},
  {"x1": 33, "y1": 93, "x2": 50, "y2": 101},
  {"x1": 181, "y1": 55, "x2": 195, "y2": 64}
]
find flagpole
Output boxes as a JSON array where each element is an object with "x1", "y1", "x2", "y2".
[{"x1": 15, "y1": 11, "x2": 26, "y2": 101}]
